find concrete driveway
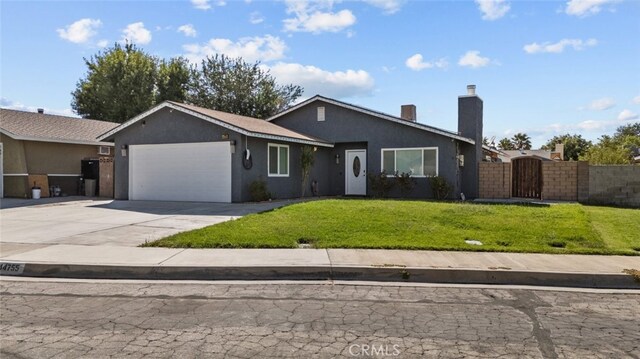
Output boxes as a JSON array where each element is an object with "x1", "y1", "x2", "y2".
[{"x1": 0, "y1": 197, "x2": 302, "y2": 254}]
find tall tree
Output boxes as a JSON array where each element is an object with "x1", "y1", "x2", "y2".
[
  {"x1": 498, "y1": 138, "x2": 515, "y2": 150},
  {"x1": 542, "y1": 134, "x2": 592, "y2": 161},
  {"x1": 188, "y1": 55, "x2": 303, "y2": 119},
  {"x1": 511, "y1": 133, "x2": 532, "y2": 150},
  {"x1": 156, "y1": 57, "x2": 190, "y2": 104},
  {"x1": 582, "y1": 123, "x2": 640, "y2": 164},
  {"x1": 72, "y1": 43, "x2": 158, "y2": 123}
]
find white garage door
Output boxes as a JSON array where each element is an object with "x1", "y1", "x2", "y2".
[{"x1": 129, "y1": 142, "x2": 232, "y2": 202}]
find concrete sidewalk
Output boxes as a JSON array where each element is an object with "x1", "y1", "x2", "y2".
[{"x1": 1, "y1": 245, "x2": 639, "y2": 288}]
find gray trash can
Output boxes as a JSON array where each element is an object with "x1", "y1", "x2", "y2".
[{"x1": 84, "y1": 179, "x2": 96, "y2": 197}]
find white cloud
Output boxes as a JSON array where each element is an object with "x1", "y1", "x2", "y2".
[
  {"x1": 121, "y1": 22, "x2": 152, "y2": 45},
  {"x1": 283, "y1": 0, "x2": 356, "y2": 33},
  {"x1": 57, "y1": 18, "x2": 102, "y2": 44},
  {"x1": 565, "y1": 0, "x2": 619, "y2": 17},
  {"x1": 618, "y1": 109, "x2": 639, "y2": 122},
  {"x1": 632, "y1": 95, "x2": 640, "y2": 105},
  {"x1": 363, "y1": 0, "x2": 406, "y2": 14},
  {"x1": 523, "y1": 38, "x2": 597, "y2": 54},
  {"x1": 250, "y1": 11, "x2": 265, "y2": 24},
  {"x1": 183, "y1": 35, "x2": 287, "y2": 64},
  {"x1": 586, "y1": 97, "x2": 615, "y2": 111},
  {"x1": 475, "y1": 0, "x2": 510, "y2": 20},
  {"x1": 191, "y1": 0, "x2": 226, "y2": 10},
  {"x1": 97, "y1": 39, "x2": 109, "y2": 48},
  {"x1": 458, "y1": 51, "x2": 491, "y2": 68},
  {"x1": 405, "y1": 54, "x2": 448, "y2": 71},
  {"x1": 0, "y1": 97, "x2": 77, "y2": 117},
  {"x1": 178, "y1": 24, "x2": 197, "y2": 37},
  {"x1": 266, "y1": 62, "x2": 375, "y2": 98}
]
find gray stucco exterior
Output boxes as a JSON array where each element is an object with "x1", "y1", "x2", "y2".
[
  {"x1": 112, "y1": 107, "x2": 331, "y2": 202},
  {"x1": 107, "y1": 92, "x2": 483, "y2": 202},
  {"x1": 270, "y1": 97, "x2": 483, "y2": 199}
]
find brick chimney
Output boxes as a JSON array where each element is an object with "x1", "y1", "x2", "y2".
[{"x1": 400, "y1": 105, "x2": 416, "y2": 122}]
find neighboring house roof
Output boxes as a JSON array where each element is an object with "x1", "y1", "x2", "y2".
[
  {"x1": 498, "y1": 149, "x2": 554, "y2": 163},
  {"x1": 97, "y1": 101, "x2": 333, "y2": 148},
  {"x1": 266, "y1": 95, "x2": 476, "y2": 145},
  {"x1": 0, "y1": 108, "x2": 117, "y2": 146}
]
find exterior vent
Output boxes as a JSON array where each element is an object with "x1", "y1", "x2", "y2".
[
  {"x1": 98, "y1": 146, "x2": 111, "y2": 155},
  {"x1": 317, "y1": 107, "x2": 325, "y2": 121}
]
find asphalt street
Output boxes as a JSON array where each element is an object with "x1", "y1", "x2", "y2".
[{"x1": 1, "y1": 279, "x2": 638, "y2": 358}]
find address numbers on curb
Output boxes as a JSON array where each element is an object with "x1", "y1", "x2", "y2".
[{"x1": 0, "y1": 262, "x2": 25, "y2": 275}]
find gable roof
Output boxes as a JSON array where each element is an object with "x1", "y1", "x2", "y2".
[
  {"x1": 267, "y1": 95, "x2": 475, "y2": 145},
  {"x1": 97, "y1": 101, "x2": 333, "y2": 148},
  {"x1": 0, "y1": 108, "x2": 117, "y2": 146}
]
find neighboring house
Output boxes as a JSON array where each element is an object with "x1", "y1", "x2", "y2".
[
  {"x1": 98, "y1": 85, "x2": 486, "y2": 203},
  {"x1": 498, "y1": 144, "x2": 564, "y2": 163},
  {"x1": 0, "y1": 109, "x2": 117, "y2": 198}
]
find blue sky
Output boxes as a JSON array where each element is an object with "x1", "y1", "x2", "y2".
[{"x1": 1, "y1": 0, "x2": 639, "y2": 147}]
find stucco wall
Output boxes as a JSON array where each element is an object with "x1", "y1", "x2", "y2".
[
  {"x1": 270, "y1": 100, "x2": 466, "y2": 199},
  {"x1": 111, "y1": 107, "x2": 327, "y2": 202},
  {"x1": 1, "y1": 134, "x2": 109, "y2": 197}
]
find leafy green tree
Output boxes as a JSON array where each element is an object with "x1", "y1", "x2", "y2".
[
  {"x1": 188, "y1": 55, "x2": 303, "y2": 119},
  {"x1": 582, "y1": 123, "x2": 640, "y2": 164},
  {"x1": 511, "y1": 133, "x2": 532, "y2": 150},
  {"x1": 498, "y1": 137, "x2": 515, "y2": 150},
  {"x1": 156, "y1": 57, "x2": 190, "y2": 104},
  {"x1": 542, "y1": 134, "x2": 592, "y2": 161},
  {"x1": 72, "y1": 43, "x2": 158, "y2": 123}
]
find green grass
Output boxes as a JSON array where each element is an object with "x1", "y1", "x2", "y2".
[{"x1": 144, "y1": 199, "x2": 640, "y2": 255}]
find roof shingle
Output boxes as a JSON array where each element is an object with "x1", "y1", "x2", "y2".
[{"x1": 0, "y1": 109, "x2": 118, "y2": 145}]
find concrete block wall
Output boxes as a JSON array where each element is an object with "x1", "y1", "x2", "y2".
[
  {"x1": 479, "y1": 162, "x2": 511, "y2": 198},
  {"x1": 542, "y1": 162, "x2": 578, "y2": 201},
  {"x1": 589, "y1": 165, "x2": 640, "y2": 207}
]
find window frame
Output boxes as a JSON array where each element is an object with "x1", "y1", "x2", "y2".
[
  {"x1": 267, "y1": 143, "x2": 290, "y2": 177},
  {"x1": 317, "y1": 106, "x2": 325, "y2": 121},
  {"x1": 380, "y1": 147, "x2": 439, "y2": 177}
]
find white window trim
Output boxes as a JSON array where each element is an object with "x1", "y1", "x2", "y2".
[
  {"x1": 380, "y1": 147, "x2": 439, "y2": 178},
  {"x1": 268, "y1": 143, "x2": 290, "y2": 177}
]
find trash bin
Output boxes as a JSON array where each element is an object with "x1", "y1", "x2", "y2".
[
  {"x1": 32, "y1": 188, "x2": 41, "y2": 199},
  {"x1": 84, "y1": 179, "x2": 96, "y2": 197}
]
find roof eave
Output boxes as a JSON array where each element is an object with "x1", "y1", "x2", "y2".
[
  {"x1": 0, "y1": 128, "x2": 113, "y2": 146},
  {"x1": 98, "y1": 102, "x2": 334, "y2": 148}
]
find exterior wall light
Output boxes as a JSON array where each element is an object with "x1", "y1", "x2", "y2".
[
  {"x1": 335, "y1": 154, "x2": 340, "y2": 164},
  {"x1": 121, "y1": 144, "x2": 128, "y2": 157}
]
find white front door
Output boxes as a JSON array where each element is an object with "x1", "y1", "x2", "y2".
[{"x1": 345, "y1": 149, "x2": 366, "y2": 195}]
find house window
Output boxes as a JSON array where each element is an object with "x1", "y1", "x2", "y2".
[
  {"x1": 268, "y1": 144, "x2": 289, "y2": 177},
  {"x1": 381, "y1": 147, "x2": 438, "y2": 177},
  {"x1": 317, "y1": 107, "x2": 325, "y2": 121}
]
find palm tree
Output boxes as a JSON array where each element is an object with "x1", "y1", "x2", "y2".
[
  {"x1": 511, "y1": 133, "x2": 532, "y2": 150},
  {"x1": 498, "y1": 138, "x2": 515, "y2": 150}
]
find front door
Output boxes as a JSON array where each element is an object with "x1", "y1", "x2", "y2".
[{"x1": 345, "y1": 150, "x2": 366, "y2": 195}]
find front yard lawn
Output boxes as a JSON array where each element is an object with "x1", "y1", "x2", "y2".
[{"x1": 144, "y1": 199, "x2": 640, "y2": 255}]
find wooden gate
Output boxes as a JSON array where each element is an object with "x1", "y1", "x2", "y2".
[
  {"x1": 512, "y1": 158, "x2": 542, "y2": 199},
  {"x1": 99, "y1": 156, "x2": 114, "y2": 198}
]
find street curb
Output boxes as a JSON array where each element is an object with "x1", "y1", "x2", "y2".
[{"x1": 3, "y1": 263, "x2": 639, "y2": 289}]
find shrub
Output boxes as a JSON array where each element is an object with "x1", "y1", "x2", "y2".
[
  {"x1": 429, "y1": 176, "x2": 452, "y2": 200},
  {"x1": 368, "y1": 171, "x2": 395, "y2": 198},
  {"x1": 249, "y1": 177, "x2": 271, "y2": 202},
  {"x1": 394, "y1": 172, "x2": 416, "y2": 197}
]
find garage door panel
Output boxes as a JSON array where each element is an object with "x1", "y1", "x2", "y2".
[{"x1": 129, "y1": 142, "x2": 231, "y2": 202}]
